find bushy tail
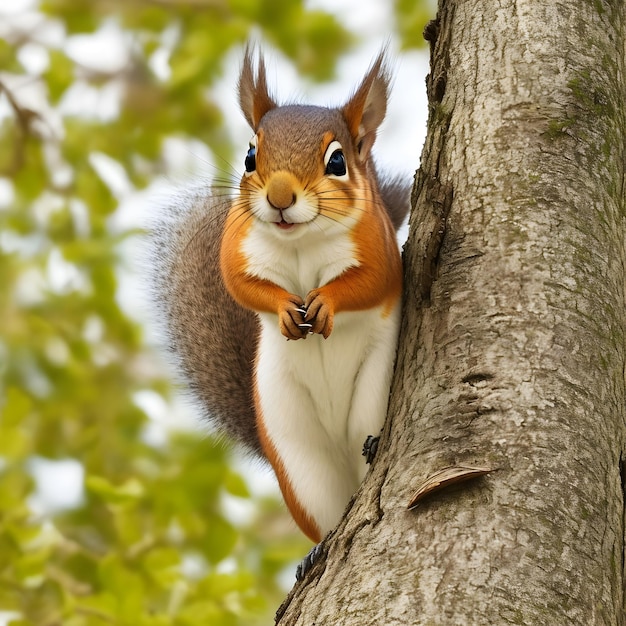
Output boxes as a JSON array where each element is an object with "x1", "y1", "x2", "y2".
[
  {"x1": 149, "y1": 187, "x2": 261, "y2": 454},
  {"x1": 379, "y1": 173, "x2": 412, "y2": 231}
]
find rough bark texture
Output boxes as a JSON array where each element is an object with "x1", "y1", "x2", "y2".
[{"x1": 276, "y1": 0, "x2": 626, "y2": 624}]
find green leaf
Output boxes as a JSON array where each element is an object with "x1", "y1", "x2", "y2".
[
  {"x1": 204, "y1": 517, "x2": 238, "y2": 565},
  {"x1": 86, "y1": 475, "x2": 144, "y2": 504},
  {"x1": 224, "y1": 471, "x2": 250, "y2": 498},
  {"x1": 142, "y1": 547, "x2": 180, "y2": 587},
  {"x1": 394, "y1": 0, "x2": 433, "y2": 50},
  {"x1": 177, "y1": 599, "x2": 236, "y2": 625},
  {"x1": 45, "y1": 50, "x2": 75, "y2": 103}
]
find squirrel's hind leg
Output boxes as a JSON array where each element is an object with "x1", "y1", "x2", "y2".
[
  {"x1": 256, "y1": 399, "x2": 357, "y2": 541},
  {"x1": 254, "y1": 364, "x2": 358, "y2": 541}
]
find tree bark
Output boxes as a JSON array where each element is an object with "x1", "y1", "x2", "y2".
[{"x1": 276, "y1": 0, "x2": 626, "y2": 624}]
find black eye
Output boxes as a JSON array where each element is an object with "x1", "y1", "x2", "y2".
[
  {"x1": 244, "y1": 146, "x2": 256, "y2": 173},
  {"x1": 325, "y1": 149, "x2": 346, "y2": 177}
]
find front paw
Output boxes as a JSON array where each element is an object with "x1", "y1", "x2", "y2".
[
  {"x1": 304, "y1": 289, "x2": 334, "y2": 338},
  {"x1": 278, "y1": 296, "x2": 308, "y2": 340}
]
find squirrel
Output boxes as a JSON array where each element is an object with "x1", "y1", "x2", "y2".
[{"x1": 151, "y1": 47, "x2": 409, "y2": 545}]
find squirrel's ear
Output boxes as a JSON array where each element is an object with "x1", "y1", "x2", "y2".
[
  {"x1": 238, "y1": 46, "x2": 277, "y2": 130},
  {"x1": 342, "y1": 50, "x2": 390, "y2": 160}
]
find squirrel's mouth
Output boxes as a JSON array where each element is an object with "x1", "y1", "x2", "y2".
[{"x1": 276, "y1": 218, "x2": 297, "y2": 231}]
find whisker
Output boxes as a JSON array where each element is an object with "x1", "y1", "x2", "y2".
[
  {"x1": 314, "y1": 190, "x2": 383, "y2": 204},
  {"x1": 316, "y1": 199, "x2": 370, "y2": 210},
  {"x1": 317, "y1": 204, "x2": 367, "y2": 219},
  {"x1": 176, "y1": 147, "x2": 244, "y2": 188},
  {"x1": 312, "y1": 190, "x2": 386, "y2": 208},
  {"x1": 180, "y1": 194, "x2": 259, "y2": 257},
  {"x1": 308, "y1": 219, "x2": 328, "y2": 236},
  {"x1": 186, "y1": 176, "x2": 389, "y2": 249},
  {"x1": 212, "y1": 151, "x2": 244, "y2": 179},
  {"x1": 312, "y1": 211, "x2": 353, "y2": 231},
  {"x1": 223, "y1": 206, "x2": 256, "y2": 236},
  {"x1": 181, "y1": 213, "x2": 223, "y2": 256}
]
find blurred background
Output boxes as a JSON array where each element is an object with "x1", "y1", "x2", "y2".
[{"x1": 0, "y1": 0, "x2": 431, "y2": 623}]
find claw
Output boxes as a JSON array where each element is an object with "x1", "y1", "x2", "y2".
[
  {"x1": 362, "y1": 434, "x2": 381, "y2": 464},
  {"x1": 296, "y1": 543, "x2": 324, "y2": 581},
  {"x1": 294, "y1": 307, "x2": 307, "y2": 316},
  {"x1": 297, "y1": 323, "x2": 313, "y2": 330}
]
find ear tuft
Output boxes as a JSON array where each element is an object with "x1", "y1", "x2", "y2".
[
  {"x1": 341, "y1": 48, "x2": 391, "y2": 160},
  {"x1": 238, "y1": 45, "x2": 277, "y2": 130}
]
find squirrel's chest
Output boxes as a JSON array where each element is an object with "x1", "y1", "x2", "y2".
[{"x1": 240, "y1": 223, "x2": 357, "y2": 294}]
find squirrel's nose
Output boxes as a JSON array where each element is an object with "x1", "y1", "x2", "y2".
[{"x1": 266, "y1": 172, "x2": 297, "y2": 210}]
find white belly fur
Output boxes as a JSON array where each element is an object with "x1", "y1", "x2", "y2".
[
  {"x1": 256, "y1": 299, "x2": 400, "y2": 538},
  {"x1": 245, "y1": 220, "x2": 400, "y2": 537}
]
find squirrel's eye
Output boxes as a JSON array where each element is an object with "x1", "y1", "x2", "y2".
[
  {"x1": 244, "y1": 146, "x2": 256, "y2": 173},
  {"x1": 325, "y1": 150, "x2": 346, "y2": 177}
]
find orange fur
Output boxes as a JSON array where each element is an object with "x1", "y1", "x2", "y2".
[
  {"x1": 320, "y1": 178, "x2": 402, "y2": 313},
  {"x1": 220, "y1": 206, "x2": 298, "y2": 314}
]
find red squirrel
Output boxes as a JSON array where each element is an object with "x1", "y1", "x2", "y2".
[{"x1": 151, "y1": 47, "x2": 409, "y2": 544}]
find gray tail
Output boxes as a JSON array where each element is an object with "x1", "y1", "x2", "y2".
[
  {"x1": 379, "y1": 173, "x2": 412, "y2": 231},
  {"x1": 149, "y1": 187, "x2": 261, "y2": 454}
]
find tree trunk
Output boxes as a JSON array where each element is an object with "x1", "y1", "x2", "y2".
[{"x1": 276, "y1": 0, "x2": 626, "y2": 624}]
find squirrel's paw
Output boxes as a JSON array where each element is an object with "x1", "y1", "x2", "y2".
[
  {"x1": 304, "y1": 289, "x2": 334, "y2": 338},
  {"x1": 295, "y1": 543, "x2": 325, "y2": 581},
  {"x1": 362, "y1": 432, "x2": 381, "y2": 464},
  {"x1": 278, "y1": 297, "x2": 309, "y2": 340}
]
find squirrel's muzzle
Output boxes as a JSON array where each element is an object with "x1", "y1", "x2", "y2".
[{"x1": 266, "y1": 171, "x2": 297, "y2": 210}]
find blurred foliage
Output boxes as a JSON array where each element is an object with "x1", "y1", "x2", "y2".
[
  {"x1": 0, "y1": 0, "x2": 431, "y2": 624},
  {"x1": 394, "y1": 0, "x2": 435, "y2": 50}
]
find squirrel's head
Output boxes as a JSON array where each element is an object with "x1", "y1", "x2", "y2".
[{"x1": 234, "y1": 46, "x2": 390, "y2": 239}]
